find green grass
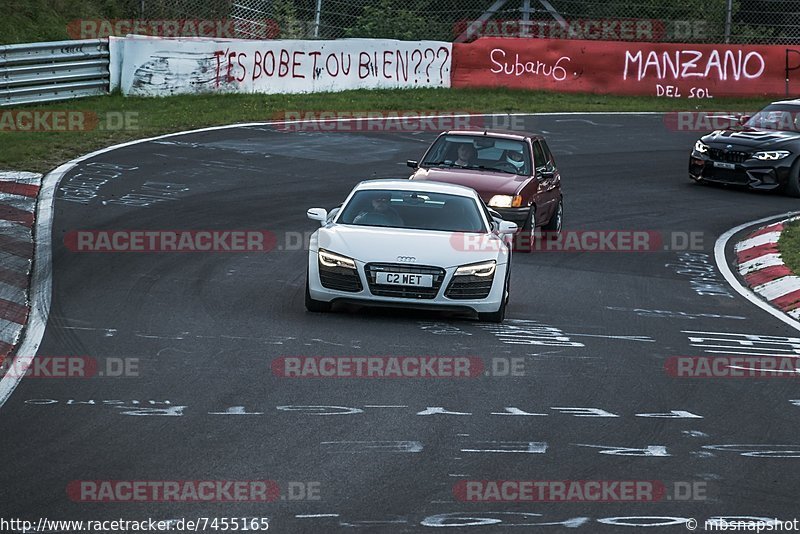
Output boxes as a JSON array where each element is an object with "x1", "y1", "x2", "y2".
[
  {"x1": 0, "y1": 88, "x2": 775, "y2": 174},
  {"x1": 779, "y1": 220, "x2": 800, "y2": 278}
]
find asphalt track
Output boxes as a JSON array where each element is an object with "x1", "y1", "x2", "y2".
[{"x1": 2, "y1": 114, "x2": 800, "y2": 532}]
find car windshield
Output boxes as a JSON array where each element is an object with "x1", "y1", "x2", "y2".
[
  {"x1": 337, "y1": 189, "x2": 487, "y2": 233},
  {"x1": 420, "y1": 135, "x2": 531, "y2": 175},
  {"x1": 743, "y1": 104, "x2": 800, "y2": 132}
]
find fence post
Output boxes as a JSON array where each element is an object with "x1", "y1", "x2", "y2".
[
  {"x1": 314, "y1": 0, "x2": 322, "y2": 37},
  {"x1": 724, "y1": 0, "x2": 732, "y2": 44}
]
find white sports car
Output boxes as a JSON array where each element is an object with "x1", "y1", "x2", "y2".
[{"x1": 305, "y1": 179, "x2": 517, "y2": 322}]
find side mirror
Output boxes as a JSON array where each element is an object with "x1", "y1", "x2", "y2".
[
  {"x1": 738, "y1": 115, "x2": 751, "y2": 125},
  {"x1": 498, "y1": 220, "x2": 518, "y2": 234},
  {"x1": 307, "y1": 208, "x2": 328, "y2": 226},
  {"x1": 406, "y1": 160, "x2": 419, "y2": 168},
  {"x1": 327, "y1": 206, "x2": 340, "y2": 222}
]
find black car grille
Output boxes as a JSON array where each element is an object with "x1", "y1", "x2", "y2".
[
  {"x1": 365, "y1": 263, "x2": 445, "y2": 299},
  {"x1": 319, "y1": 265, "x2": 363, "y2": 292},
  {"x1": 445, "y1": 274, "x2": 495, "y2": 300},
  {"x1": 709, "y1": 148, "x2": 750, "y2": 163}
]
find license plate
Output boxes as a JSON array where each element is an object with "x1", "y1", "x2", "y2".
[
  {"x1": 713, "y1": 161, "x2": 736, "y2": 170},
  {"x1": 376, "y1": 272, "x2": 433, "y2": 287}
]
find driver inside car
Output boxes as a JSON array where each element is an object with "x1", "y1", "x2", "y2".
[
  {"x1": 454, "y1": 144, "x2": 477, "y2": 167},
  {"x1": 504, "y1": 148, "x2": 526, "y2": 172},
  {"x1": 352, "y1": 192, "x2": 404, "y2": 226}
]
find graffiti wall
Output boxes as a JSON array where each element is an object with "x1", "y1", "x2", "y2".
[
  {"x1": 114, "y1": 37, "x2": 452, "y2": 96},
  {"x1": 452, "y1": 38, "x2": 799, "y2": 98}
]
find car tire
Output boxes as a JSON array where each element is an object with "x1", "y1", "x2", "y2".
[
  {"x1": 305, "y1": 271, "x2": 332, "y2": 313},
  {"x1": 517, "y1": 205, "x2": 536, "y2": 253},
  {"x1": 478, "y1": 268, "x2": 509, "y2": 323},
  {"x1": 786, "y1": 159, "x2": 800, "y2": 197},
  {"x1": 542, "y1": 198, "x2": 563, "y2": 234}
]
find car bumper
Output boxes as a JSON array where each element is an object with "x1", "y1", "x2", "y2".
[
  {"x1": 308, "y1": 253, "x2": 508, "y2": 314},
  {"x1": 689, "y1": 153, "x2": 792, "y2": 191},
  {"x1": 491, "y1": 206, "x2": 530, "y2": 224}
]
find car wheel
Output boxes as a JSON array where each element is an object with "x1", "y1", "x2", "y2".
[
  {"x1": 517, "y1": 205, "x2": 536, "y2": 253},
  {"x1": 478, "y1": 269, "x2": 509, "y2": 323},
  {"x1": 542, "y1": 198, "x2": 563, "y2": 234},
  {"x1": 786, "y1": 159, "x2": 800, "y2": 198},
  {"x1": 305, "y1": 271, "x2": 331, "y2": 313}
]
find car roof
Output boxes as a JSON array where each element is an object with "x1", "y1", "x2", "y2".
[
  {"x1": 443, "y1": 129, "x2": 542, "y2": 141},
  {"x1": 770, "y1": 99, "x2": 800, "y2": 106},
  {"x1": 355, "y1": 179, "x2": 479, "y2": 198}
]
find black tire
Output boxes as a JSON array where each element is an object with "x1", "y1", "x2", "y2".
[
  {"x1": 516, "y1": 205, "x2": 536, "y2": 253},
  {"x1": 786, "y1": 159, "x2": 800, "y2": 197},
  {"x1": 542, "y1": 198, "x2": 563, "y2": 234},
  {"x1": 305, "y1": 272, "x2": 331, "y2": 313},
  {"x1": 478, "y1": 268, "x2": 509, "y2": 323}
]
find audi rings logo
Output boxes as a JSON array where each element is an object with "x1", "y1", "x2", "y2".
[{"x1": 396, "y1": 256, "x2": 417, "y2": 263}]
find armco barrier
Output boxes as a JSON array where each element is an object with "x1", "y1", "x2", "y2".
[
  {"x1": 452, "y1": 38, "x2": 800, "y2": 98},
  {"x1": 0, "y1": 39, "x2": 110, "y2": 106}
]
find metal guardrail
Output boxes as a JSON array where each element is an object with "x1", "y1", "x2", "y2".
[{"x1": 0, "y1": 39, "x2": 110, "y2": 106}]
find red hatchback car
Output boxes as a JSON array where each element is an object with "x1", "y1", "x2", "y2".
[{"x1": 407, "y1": 130, "x2": 563, "y2": 248}]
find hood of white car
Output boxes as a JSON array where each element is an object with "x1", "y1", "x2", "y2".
[{"x1": 316, "y1": 225, "x2": 507, "y2": 267}]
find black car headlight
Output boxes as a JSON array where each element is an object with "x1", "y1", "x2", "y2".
[
  {"x1": 752, "y1": 150, "x2": 791, "y2": 161},
  {"x1": 694, "y1": 140, "x2": 709, "y2": 154},
  {"x1": 454, "y1": 260, "x2": 497, "y2": 277},
  {"x1": 318, "y1": 249, "x2": 356, "y2": 270}
]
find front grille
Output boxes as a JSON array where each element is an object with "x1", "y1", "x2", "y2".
[
  {"x1": 319, "y1": 265, "x2": 363, "y2": 292},
  {"x1": 445, "y1": 274, "x2": 495, "y2": 300},
  {"x1": 701, "y1": 166, "x2": 748, "y2": 184},
  {"x1": 709, "y1": 148, "x2": 750, "y2": 163},
  {"x1": 365, "y1": 263, "x2": 445, "y2": 299}
]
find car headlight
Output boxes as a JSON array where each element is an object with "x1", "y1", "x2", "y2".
[
  {"x1": 488, "y1": 195, "x2": 523, "y2": 208},
  {"x1": 454, "y1": 260, "x2": 497, "y2": 277},
  {"x1": 318, "y1": 249, "x2": 356, "y2": 269},
  {"x1": 694, "y1": 140, "x2": 709, "y2": 154},
  {"x1": 752, "y1": 150, "x2": 791, "y2": 161}
]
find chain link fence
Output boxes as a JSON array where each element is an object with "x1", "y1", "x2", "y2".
[{"x1": 139, "y1": 0, "x2": 800, "y2": 44}]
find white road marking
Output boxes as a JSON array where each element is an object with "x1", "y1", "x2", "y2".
[
  {"x1": 752, "y1": 276, "x2": 800, "y2": 300},
  {"x1": 0, "y1": 251, "x2": 31, "y2": 272},
  {"x1": 0, "y1": 169, "x2": 50, "y2": 408},
  {"x1": 715, "y1": 213, "x2": 800, "y2": 333},
  {"x1": 738, "y1": 253, "x2": 784, "y2": 275},
  {"x1": 734, "y1": 231, "x2": 781, "y2": 251},
  {"x1": 0, "y1": 319, "x2": 23, "y2": 345},
  {"x1": 0, "y1": 172, "x2": 41, "y2": 185},
  {"x1": 0, "y1": 219, "x2": 34, "y2": 240},
  {"x1": 0, "y1": 193, "x2": 36, "y2": 212},
  {"x1": 566, "y1": 333, "x2": 655, "y2": 342},
  {"x1": 0, "y1": 281, "x2": 27, "y2": 306}
]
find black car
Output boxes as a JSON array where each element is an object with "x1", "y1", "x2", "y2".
[{"x1": 689, "y1": 100, "x2": 800, "y2": 197}]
